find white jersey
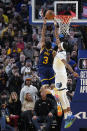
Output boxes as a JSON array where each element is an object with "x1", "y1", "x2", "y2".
[
  {"x1": 53, "y1": 50, "x2": 67, "y2": 90},
  {"x1": 53, "y1": 50, "x2": 67, "y2": 74}
]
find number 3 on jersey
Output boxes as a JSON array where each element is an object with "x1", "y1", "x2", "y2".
[{"x1": 43, "y1": 56, "x2": 48, "y2": 64}]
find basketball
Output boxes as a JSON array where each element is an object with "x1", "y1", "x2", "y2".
[{"x1": 45, "y1": 10, "x2": 54, "y2": 20}]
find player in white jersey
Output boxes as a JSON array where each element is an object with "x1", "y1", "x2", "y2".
[{"x1": 53, "y1": 20, "x2": 79, "y2": 128}]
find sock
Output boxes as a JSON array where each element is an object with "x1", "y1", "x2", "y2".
[{"x1": 64, "y1": 112, "x2": 68, "y2": 119}]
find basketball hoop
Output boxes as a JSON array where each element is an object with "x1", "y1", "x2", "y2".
[{"x1": 55, "y1": 15, "x2": 73, "y2": 36}]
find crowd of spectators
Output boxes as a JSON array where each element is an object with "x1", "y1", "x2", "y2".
[{"x1": 0, "y1": 0, "x2": 86, "y2": 131}]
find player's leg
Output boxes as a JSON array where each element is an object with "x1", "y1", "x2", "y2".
[
  {"x1": 41, "y1": 78, "x2": 50, "y2": 88},
  {"x1": 57, "y1": 90, "x2": 70, "y2": 118},
  {"x1": 55, "y1": 75, "x2": 76, "y2": 128},
  {"x1": 48, "y1": 68, "x2": 55, "y2": 89},
  {"x1": 57, "y1": 89, "x2": 76, "y2": 128},
  {"x1": 55, "y1": 75, "x2": 69, "y2": 118},
  {"x1": 39, "y1": 69, "x2": 50, "y2": 88}
]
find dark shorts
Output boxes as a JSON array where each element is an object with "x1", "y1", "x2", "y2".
[{"x1": 38, "y1": 67, "x2": 55, "y2": 86}]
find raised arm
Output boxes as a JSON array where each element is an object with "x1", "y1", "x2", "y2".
[
  {"x1": 54, "y1": 20, "x2": 62, "y2": 51},
  {"x1": 62, "y1": 59, "x2": 79, "y2": 77},
  {"x1": 41, "y1": 18, "x2": 46, "y2": 49}
]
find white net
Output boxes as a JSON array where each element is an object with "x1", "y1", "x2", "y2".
[{"x1": 55, "y1": 15, "x2": 73, "y2": 36}]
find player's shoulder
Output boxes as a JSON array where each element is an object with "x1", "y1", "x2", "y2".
[
  {"x1": 58, "y1": 50, "x2": 66, "y2": 55},
  {"x1": 40, "y1": 47, "x2": 45, "y2": 53},
  {"x1": 56, "y1": 50, "x2": 66, "y2": 59},
  {"x1": 62, "y1": 50, "x2": 66, "y2": 55},
  {"x1": 52, "y1": 50, "x2": 56, "y2": 57}
]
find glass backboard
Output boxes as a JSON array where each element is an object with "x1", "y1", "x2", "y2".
[{"x1": 29, "y1": 0, "x2": 87, "y2": 24}]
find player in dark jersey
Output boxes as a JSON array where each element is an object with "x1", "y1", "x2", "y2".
[{"x1": 38, "y1": 18, "x2": 56, "y2": 89}]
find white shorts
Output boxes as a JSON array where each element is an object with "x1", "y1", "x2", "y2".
[{"x1": 55, "y1": 73, "x2": 67, "y2": 90}]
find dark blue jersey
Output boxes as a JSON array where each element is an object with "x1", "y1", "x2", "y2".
[{"x1": 38, "y1": 48, "x2": 54, "y2": 69}]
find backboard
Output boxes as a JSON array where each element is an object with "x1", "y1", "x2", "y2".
[{"x1": 29, "y1": 0, "x2": 87, "y2": 24}]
